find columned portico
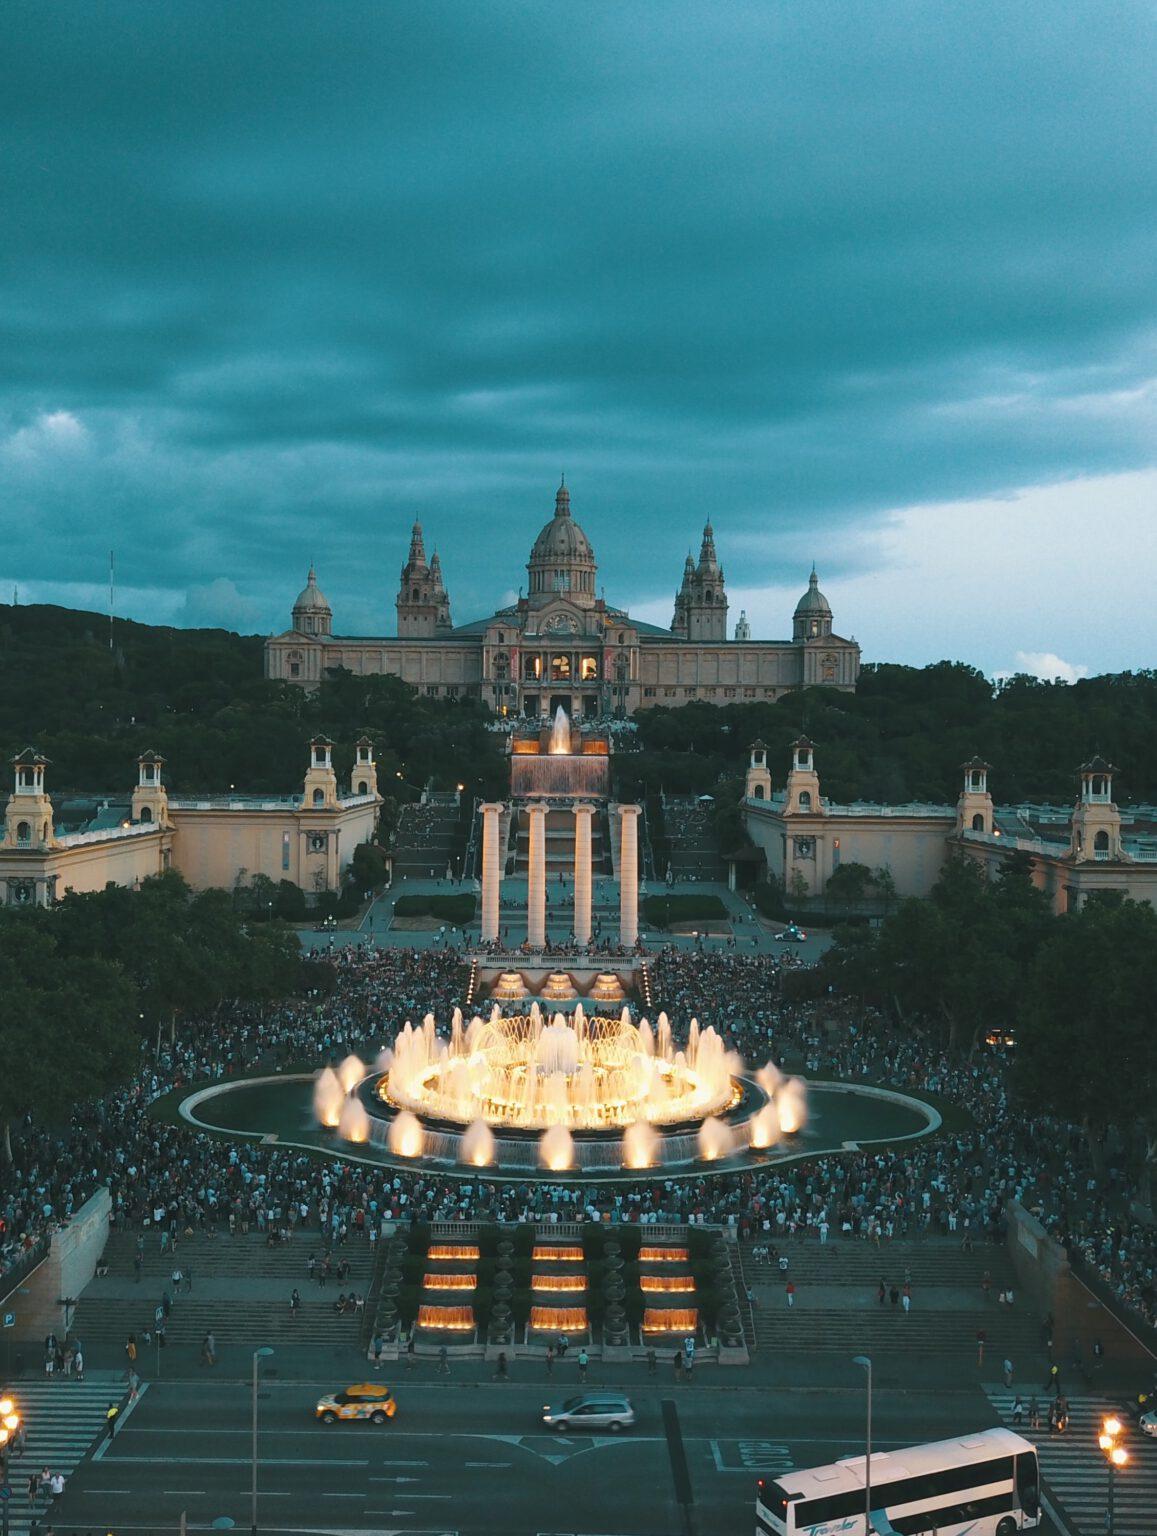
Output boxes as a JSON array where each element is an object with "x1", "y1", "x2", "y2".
[
  {"x1": 480, "y1": 802, "x2": 503, "y2": 943},
  {"x1": 618, "y1": 804, "x2": 640, "y2": 948},
  {"x1": 573, "y1": 802, "x2": 594, "y2": 946},
  {"x1": 526, "y1": 802, "x2": 547, "y2": 948}
]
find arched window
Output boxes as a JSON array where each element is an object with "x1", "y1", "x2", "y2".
[
  {"x1": 356, "y1": 780, "x2": 367, "y2": 795},
  {"x1": 1094, "y1": 829, "x2": 1110, "y2": 852},
  {"x1": 312, "y1": 788, "x2": 325, "y2": 806},
  {"x1": 971, "y1": 812, "x2": 984, "y2": 831},
  {"x1": 752, "y1": 784, "x2": 765, "y2": 800},
  {"x1": 412, "y1": 587, "x2": 419, "y2": 601},
  {"x1": 139, "y1": 805, "x2": 153, "y2": 823},
  {"x1": 798, "y1": 791, "x2": 812, "y2": 811},
  {"x1": 16, "y1": 820, "x2": 31, "y2": 843}
]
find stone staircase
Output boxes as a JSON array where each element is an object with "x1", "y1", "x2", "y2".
[
  {"x1": 391, "y1": 800, "x2": 463, "y2": 878},
  {"x1": 70, "y1": 1230, "x2": 379, "y2": 1351},
  {"x1": 736, "y1": 1238, "x2": 1044, "y2": 1362},
  {"x1": 658, "y1": 795, "x2": 727, "y2": 881}
]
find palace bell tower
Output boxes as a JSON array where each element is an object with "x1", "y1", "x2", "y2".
[{"x1": 396, "y1": 523, "x2": 453, "y2": 637}]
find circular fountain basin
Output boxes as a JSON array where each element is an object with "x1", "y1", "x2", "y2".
[{"x1": 179, "y1": 1073, "x2": 940, "y2": 1183}]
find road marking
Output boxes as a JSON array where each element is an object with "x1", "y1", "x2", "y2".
[
  {"x1": 370, "y1": 1475, "x2": 422, "y2": 1483},
  {"x1": 99, "y1": 1453, "x2": 369, "y2": 1465},
  {"x1": 464, "y1": 1460, "x2": 514, "y2": 1468},
  {"x1": 380, "y1": 1457, "x2": 431, "y2": 1466},
  {"x1": 710, "y1": 1438, "x2": 793, "y2": 1472},
  {"x1": 89, "y1": 1379, "x2": 150, "y2": 1462}
]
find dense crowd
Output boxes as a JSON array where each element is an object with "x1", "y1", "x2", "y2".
[{"x1": 1, "y1": 945, "x2": 1152, "y2": 1336}]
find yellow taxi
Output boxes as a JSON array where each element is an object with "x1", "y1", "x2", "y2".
[{"x1": 315, "y1": 1383, "x2": 397, "y2": 1424}]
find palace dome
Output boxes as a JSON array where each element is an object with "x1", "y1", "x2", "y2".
[
  {"x1": 527, "y1": 481, "x2": 597, "y2": 606},
  {"x1": 794, "y1": 568, "x2": 831, "y2": 617},
  {"x1": 294, "y1": 565, "x2": 331, "y2": 612}
]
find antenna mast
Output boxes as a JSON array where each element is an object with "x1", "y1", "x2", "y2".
[{"x1": 109, "y1": 549, "x2": 115, "y2": 651}]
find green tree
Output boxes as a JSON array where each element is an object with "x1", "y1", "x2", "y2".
[{"x1": 1016, "y1": 897, "x2": 1157, "y2": 1189}]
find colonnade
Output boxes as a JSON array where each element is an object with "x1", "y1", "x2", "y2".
[{"x1": 477, "y1": 800, "x2": 640, "y2": 949}]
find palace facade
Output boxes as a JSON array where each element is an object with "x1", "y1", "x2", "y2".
[
  {"x1": 0, "y1": 740, "x2": 381, "y2": 907},
  {"x1": 264, "y1": 482, "x2": 860, "y2": 715},
  {"x1": 743, "y1": 741, "x2": 1157, "y2": 914}
]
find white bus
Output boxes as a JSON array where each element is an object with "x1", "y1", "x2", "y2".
[{"x1": 756, "y1": 1427, "x2": 1041, "y2": 1536}]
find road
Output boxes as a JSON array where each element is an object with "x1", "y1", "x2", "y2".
[{"x1": 52, "y1": 1377, "x2": 1025, "y2": 1535}]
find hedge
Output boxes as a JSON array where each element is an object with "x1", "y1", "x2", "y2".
[
  {"x1": 392, "y1": 893, "x2": 477, "y2": 924},
  {"x1": 642, "y1": 894, "x2": 729, "y2": 928}
]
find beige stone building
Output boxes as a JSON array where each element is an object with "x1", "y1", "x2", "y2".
[
  {"x1": 743, "y1": 741, "x2": 1157, "y2": 914},
  {"x1": 264, "y1": 482, "x2": 861, "y2": 715},
  {"x1": 0, "y1": 739, "x2": 381, "y2": 907}
]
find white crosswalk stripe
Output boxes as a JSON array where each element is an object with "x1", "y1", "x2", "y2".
[
  {"x1": 986, "y1": 1389, "x2": 1155, "y2": 1536},
  {"x1": 0, "y1": 1380, "x2": 130, "y2": 1534}
]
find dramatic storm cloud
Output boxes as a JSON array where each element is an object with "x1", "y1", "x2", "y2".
[{"x1": 2, "y1": 2, "x2": 1155, "y2": 673}]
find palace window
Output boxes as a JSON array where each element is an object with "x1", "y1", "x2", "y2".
[
  {"x1": 553, "y1": 570, "x2": 570, "y2": 591},
  {"x1": 524, "y1": 654, "x2": 542, "y2": 680},
  {"x1": 15, "y1": 820, "x2": 31, "y2": 845},
  {"x1": 580, "y1": 655, "x2": 598, "y2": 681},
  {"x1": 282, "y1": 831, "x2": 291, "y2": 871},
  {"x1": 643, "y1": 686, "x2": 656, "y2": 697},
  {"x1": 551, "y1": 654, "x2": 571, "y2": 681},
  {"x1": 308, "y1": 832, "x2": 328, "y2": 853}
]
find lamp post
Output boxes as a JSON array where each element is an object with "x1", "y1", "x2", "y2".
[
  {"x1": 1098, "y1": 1415, "x2": 1128, "y2": 1536},
  {"x1": 0, "y1": 1394, "x2": 21, "y2": 1536},
  {"x1": 251, "y1": 1347, "x2": 274, "y2": 1535},
  {"x1": 853, "y1": 1355, "x2": 872, "y2": 1536}
]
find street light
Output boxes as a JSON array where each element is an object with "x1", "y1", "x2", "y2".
[
  {"x1": 251, "y1": 1346, "x2": 275, "y2": 1535},
  {"x1": 853, "y1": 1355, "x2": 872, "y2": 1536},
  {"x1": 0, "y1": 1396, "x2": 20, "y2": 1536},
  {"x1": 1098, "y1": 1416, "x2": 1128, "y2": 1536}
]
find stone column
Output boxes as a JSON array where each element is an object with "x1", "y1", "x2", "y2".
[
  {"x1": 573, "y1": 802, "x2": 594, "y2": 946},
  {"x1": 527, "y1": 802, "x2": 547, "y2": 949},
  {"x1": 618, "y1": 804, "x2": 641, "y2": 948},
  {"x1": 480, "y1": 802, "x2": 503, "y2": 943}
]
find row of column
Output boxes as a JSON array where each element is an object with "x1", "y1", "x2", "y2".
[{"x1": 478, "y1": 801, "x2": 640, "y2": 948}]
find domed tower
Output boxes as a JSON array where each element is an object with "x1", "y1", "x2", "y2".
[
  {"x1": 527, "y1": 480, "x2": 597, "y2": 609},
  {"x1": 291, "y1": 566, "x2": 333, "y2": 637},
  {"x1": 672, "y1": 524, "x2": 728, "y2": 640},
  {"x1": 396, "y1": 522, "x2": 452, "y2": 636},
  {"x1": 793, "y1": 567, "x2": 833, "y2": 642}
]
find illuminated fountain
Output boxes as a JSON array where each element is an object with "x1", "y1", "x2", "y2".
[
  {"x1": 311, "y1": 994, "x2": 813, "y2": 1177},
  {"x1": 384, "y1": 1004, "x2": 739, "y2": 1132}
]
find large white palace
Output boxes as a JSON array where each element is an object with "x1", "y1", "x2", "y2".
[{"x1": 264, "y1": 482, "x2": 861, "y2": 715}]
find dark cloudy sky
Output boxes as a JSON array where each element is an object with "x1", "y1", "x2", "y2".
[{"x1": 3, "y1": 2, "x2": 1155, "y2": 678}]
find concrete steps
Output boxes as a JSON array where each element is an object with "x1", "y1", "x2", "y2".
[{"x1": 72, "y1": 1296, "x2": 364, "y2": 1347}]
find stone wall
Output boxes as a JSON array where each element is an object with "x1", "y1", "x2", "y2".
[{"x1": 6, "y1": 1187, "x2": 111, "y2": 1342}]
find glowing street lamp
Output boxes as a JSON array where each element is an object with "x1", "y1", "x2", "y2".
[{"x1": 1099, "y1": 1414, "x2": 1128, "y2": 1536}]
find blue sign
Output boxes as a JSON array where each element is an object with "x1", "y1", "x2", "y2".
[
  {"x1": 0, "y1": 1483, "x2": 12, "y2": 1501},
  {"x1": 1, "y1": 1313, "x2": 13, "y2": 1328}
]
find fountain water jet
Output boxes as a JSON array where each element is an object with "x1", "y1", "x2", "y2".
[
  {"x1": 776, "y1": 1077, "x2": 808, "y2": 1135},
  {"x1": 338, "y1": 1096, "x2": 371, "y2": 1143},
  {"x1": 460, "y1": 1119, "x2": 496, "y2": 1168},
  {"x1": 337, "y1": 1053, "x2": 366, "y2": 1094},
  {"x1": 623, "y1": 1120, "x2": 660, "y2": 1169},
  {"x1": 539, "y1": 1124, "x2": 574, "y2": 1171},
  {"x1": 697, "y1": 1116, "x2": 734, "y2": 1161},
  {"x1": 749, "y1": 1102, "x2": 780, "y2": 1149},
  {"x1": 389, "y1": 1110, "x2": 425, "y2": 1158},
  {"x1": 313, "y1": 1067, "x2": 344, "y2": 1129}
]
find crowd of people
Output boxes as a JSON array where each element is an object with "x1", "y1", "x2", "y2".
[{"x1": 1, "y1": 944, "x2": 1153, "y2": 1338}]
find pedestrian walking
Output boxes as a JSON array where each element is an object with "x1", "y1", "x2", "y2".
[
  {"x1": 371, "y1": 1333, "x2": 384, "y2": 1369},
  {"x1": 786, "y1": 1280, "x2": 795, "y2": 1308},
  {"x1": 125, "y1": 1334, "x2": 137, "y2": 1365},
  {"x1": 1003, "y1": 1357, "x2": 1014, "y2": 1388},
  {"x1": 437, "y1": 1345, "x2": 449, "y2": 1375},
  {"x1": 406, "y1": 1336, "x2": 416, "y2": 1370},
  {"x1": 674, "y1": 1350, "x2": 683, "y2": 1382},
  {"x1": 1011, "y1": 1395, "x2": 1024, "y2": 1424},
  {"x1": 184, "y1": 1266, "x2": 193, "y2": 1293},
  {"x1": 646, "y1": 1347, "x2": 657, "y2": 1377},
  {"x1": 493, "y1": 1351, "x2": 509, "y2": 1381},
  {"x1": 290, "y1": 1288, "x2": 301, "y2": 1316},
  {"x1": 901, "y1": 1282, "x2": 911, "y2": 1314},
  {"x1": 105, "y1": 1403, "x2": 120, "y2": 1441},
  {"x1": 577, "y1": 1348, "x2": 588, "y2": 1383},
  {"x1": 1044, "y1": 1362, "x2": 1059, "y2": 1395},
  {"x1": 73, "y1": 1347, "x2": 85, "y2": 1382},
  {"x1": 200, "y1": 1332, "x2": 216, "y2": 1367},
  {"x1": 49, "y1": 1472, "x2": 65, "y2": 1507},
  {"x1": 546, "y1": 1345, "x2": 555, "y2": 1376},
  {"x1": 877, "y1": 1279, "x2": 886, "y2": 1305}
]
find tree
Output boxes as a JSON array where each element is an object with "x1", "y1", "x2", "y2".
[{"x1": 1016, "y1": 897, "x2": 1157, "y2": 1192}]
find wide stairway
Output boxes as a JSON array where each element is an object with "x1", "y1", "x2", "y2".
[
  {"x1": 72, "y1": 1230, "x2": 379, "y2": 1350},
  {"x1": 736, "y1": 1237, "x2": 1043, "y2": 1363},
  {"x1": 512, "y1": 805, "x2": 611, "y2": 875},
  {"x1": 659, "y1": 795, "x2": 727, "y2": 881},
  {"x1": 391, "y1": 799, "x2": 463, "y2": 879}
]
